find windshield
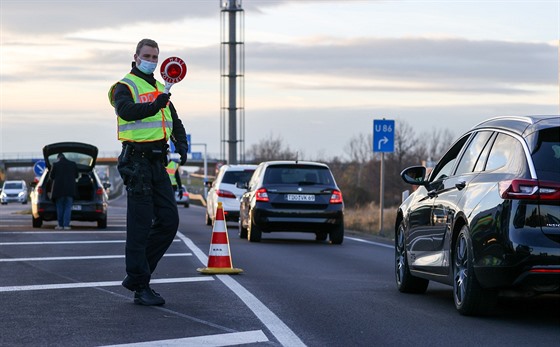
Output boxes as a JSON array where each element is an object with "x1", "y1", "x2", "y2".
[{"x1": 3, "y1": 182, "x2": 23, "y2": 189}]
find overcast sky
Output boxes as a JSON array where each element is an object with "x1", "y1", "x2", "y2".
[{"x1": 1, "y1": 0, "x2": 558, "y2": 161}]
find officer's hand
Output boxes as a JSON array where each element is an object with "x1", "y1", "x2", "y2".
[
  {"x1": 152, "y1": 93, "x2": 170, "y2": 109},
  {"x1": 177, "y1": 189, "x2": 183, "y2": 200},
  {"x1": 177, "y1": 143, "x2": 188, "y2": 165}
]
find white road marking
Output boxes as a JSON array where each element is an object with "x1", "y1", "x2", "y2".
[
  {"x1": 0, "y1": 277, "x2": 213, "y2": 292},
  {"x1": 346, "y1": 236, "x2": 393, "y2": 249},
  {"x1": 103, "y1": 330, "x2": 269, "y2": 347},
  {"x1": 0, "y1": 253, "x2": 191, "y2": 262},
  {"x1": 177, "y1": 232, "x2": 306, "y2": 347}
]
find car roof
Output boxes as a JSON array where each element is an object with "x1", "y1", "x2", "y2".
[
  {"x1": 261, "y1": 160, "x2": 330, "y2": 168},
  {"x1": 472, "y1": 115, "x2": 560, "y2": 137},
  {"x1": 219, "y1": 164, "x2": 258, "y2": 172}
]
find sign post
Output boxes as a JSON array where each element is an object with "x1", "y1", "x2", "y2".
[{"x1": 373, "y1": 119, "x2": 395, "y2": 234}]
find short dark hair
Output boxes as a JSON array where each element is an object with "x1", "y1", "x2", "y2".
[{"x1": 136, "y1": 39, "x2": 159, "y2": 55}]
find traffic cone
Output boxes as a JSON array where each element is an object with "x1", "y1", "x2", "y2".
[{"x1": 197, "y1": 202, "x2": 243, "y2": 274}]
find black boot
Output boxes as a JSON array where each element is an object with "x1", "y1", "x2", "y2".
[{"x1": 134, "y1": 286, "x2": 165, "y2": 306}]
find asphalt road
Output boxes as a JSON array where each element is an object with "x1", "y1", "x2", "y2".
[{"x1": 1, "y1": 196, "x2": 559, "y2": 347}]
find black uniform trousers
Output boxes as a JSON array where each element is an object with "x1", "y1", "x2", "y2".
[{"x1": 117, "y1": 147, "x2": 178, "y2": 289}]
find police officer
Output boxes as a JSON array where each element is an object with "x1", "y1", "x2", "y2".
[{"x1": 108, "y1": 38, "x2": 189, "y2": 306}]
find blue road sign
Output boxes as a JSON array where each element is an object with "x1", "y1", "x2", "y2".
[
  {"x1": 191, "y1": 152, "x2": 202, "y2": 160},
  {"x1": 373, "y1": 119, "x2": 395, "y2": 153},
  {"x1": 33, "y1": 160, "x2": 46, "y2": 177}
]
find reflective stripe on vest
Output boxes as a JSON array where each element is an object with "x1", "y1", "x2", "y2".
[{"x1": 109, "y1": 74, "x2": 173, "y2": 142}]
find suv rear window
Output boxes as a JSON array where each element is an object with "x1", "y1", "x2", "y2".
[
  {"x1": 222, "y1": 170, "x2": 255, "y2": 185},
  {"x1": 263, "y1": 165, "x2": 335, "y2": 185},
  {"x1": 531, "y1": 127, "x2": 560, "y2": 181}
]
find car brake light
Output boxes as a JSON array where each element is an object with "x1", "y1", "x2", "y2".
[
  {"x1": 529, "y1": 268, "x2": 560, "y2": 273},
  {"x1": 329, "y1": 190, "x2": 343, "y2": 204},
  {"x1": 499, "y1": 179, "x2": 560, "y2": 201},
  {"x1": 256, "y1": 188, "x2": 269, "y2": 202},
  {"x1": 217, "y1": 189, "x2": 236, "y2": 199},
  {"x1": 96, "y1": 188, "x2": 104, "y2": 196},
  {"x1": 37, "y1": 187, "x2": 43, "y2": 194}
]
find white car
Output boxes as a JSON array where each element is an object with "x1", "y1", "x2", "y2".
[
  {"x1": 1, "y1": 180, "x2": 28, "y2": 204},
  {"x1": 205, "y1": 164, "x2": 257, "y2": 225}
]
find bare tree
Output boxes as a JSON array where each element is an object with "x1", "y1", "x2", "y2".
[
  {"x1": 344, "y1": 133, "x2": 373, "y2": 188},
  {"x1": 246, "y1": 133, "x2": 298, "y2": 162}
]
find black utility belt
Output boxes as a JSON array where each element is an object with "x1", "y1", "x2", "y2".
[
  {"x1": 122, "y1": 142, "x2": 169, "y2": 163},
  {"x1": 130, "y1": 148, "x2": 166, "y2": 159}
]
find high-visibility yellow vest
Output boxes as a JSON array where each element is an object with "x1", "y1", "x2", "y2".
[
  {"x1": 166, "y1": 161, "x2": 179, "y2": 185},
  {"x1": 108, "y1": 73, "x2": 173, "y2": 142}
]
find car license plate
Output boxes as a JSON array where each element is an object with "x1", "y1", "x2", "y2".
[
  {"x1": 72, "y1": 205, "x2": 82, "y2": 211},
  {"x1": 285, "y1": 194, "x2": 315, "y2": 202}
]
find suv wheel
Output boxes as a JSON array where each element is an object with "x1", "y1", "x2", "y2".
[
  {"x1": 97, "y1": 218, "x2": 107, "y2": 229},
  {"x1": 453, "y1": 226, "x2": 497, "y2": 316},
  {"x1": 395, "y1": 221, "x2": 429, "y2": 293},
  {"x1": 248, "y1": 214, "x2": 262, "y2": 242},
  {"x1": 32, "y1": 215, "x2": 43, "y2": 228},
  {"x1": 329, "y1": 224, "x2": 344, "y2": 244}
]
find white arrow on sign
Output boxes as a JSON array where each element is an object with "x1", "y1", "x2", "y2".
[{"x1": 378, "y1": 136, "x2": 388, "y2": 150}]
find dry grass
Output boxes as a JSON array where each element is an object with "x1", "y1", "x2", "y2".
[{"x1": 344, "y1": 203, "x2": 397, "y2": 240}]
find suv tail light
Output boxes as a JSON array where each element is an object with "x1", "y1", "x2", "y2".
[
  {"x1": 499, "y1": 179, "x2": 560, "y2": 201},
  {"x1": 256, "y1": 188, "x2": 269, "y2": 202},
  {"x1": 217, "y1": 189, "x2": 236, "y2": 199},
  {"x1": 96, "y1": 188, "x2": 104, "y2": 196},
  {"x1": 329, "y1": 190, "x2": 343, "y2": 204}
]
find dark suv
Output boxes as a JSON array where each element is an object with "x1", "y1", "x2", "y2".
[
  {"x1": 239, "y1": 161, "x2": 344, "y2": 244},
  {"x1": 31, "y1": 142, "x2": 109, "y2": 229},
  {"x1": 395, "y1": 115, "x2": 560, "y2": 315}
]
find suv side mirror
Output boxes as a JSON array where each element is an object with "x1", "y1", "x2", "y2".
[{"x1": 401, "y1": 166, "x2": 428, "y2": 186}]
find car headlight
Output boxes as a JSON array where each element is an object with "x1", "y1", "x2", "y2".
[
  {"x1": 0, "y1": 192, "x2": 6, "y2": 198},
  {"x1": 18, "y1": 192, "x2": 26, "y2": 198}
]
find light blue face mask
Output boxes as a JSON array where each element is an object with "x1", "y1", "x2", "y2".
[{"x1": 137, "y1": 59, "x2": 157, "y2": 74}]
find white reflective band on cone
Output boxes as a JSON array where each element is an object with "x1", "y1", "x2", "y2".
[
  {"x1": 209, "y1": 246, "x2": 230, "y2": 257},
  {"x1": 213, "y1": 220, "x2": 226, "y2": 231}
]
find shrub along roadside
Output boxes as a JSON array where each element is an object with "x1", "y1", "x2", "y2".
[{"x1": 344, "y1": 203, "x2": 396, "y2": 240}]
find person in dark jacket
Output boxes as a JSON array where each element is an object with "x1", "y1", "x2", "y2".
[
  {"x1": 50, "y1": 153, "x2": 78, "y2": 230},
  {"x1": 108, "y1": 38, "x2": 189, "y2": 306}
]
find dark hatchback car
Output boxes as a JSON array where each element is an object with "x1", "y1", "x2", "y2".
[
  {"x1": 239, "y1": 161, "x2": 344, "y2": 244},
  {"x1": 31, "y1": 142, "x2": 109, "y2": 228},
  {"x1": 395, "y1": 115, "x2": 560, "y2": 315}
]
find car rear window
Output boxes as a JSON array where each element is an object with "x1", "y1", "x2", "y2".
[
  {"x1": 221, "y1": 170, "x2": 255, "y2": 184},
  {"x1": 263, "y1": 165, "x2": 335, "y2": 185},
  {"x1": 47, "y1": 152, "x2": 94, "y2": 169},
  {"x1": 531, "y1": 127, "x2": 560, "y2": 181}
]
